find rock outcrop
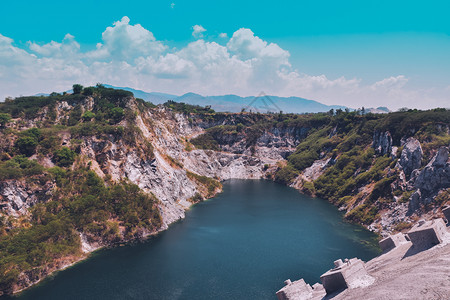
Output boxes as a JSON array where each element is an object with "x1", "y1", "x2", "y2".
[
  {"x1": 414, "y1": 147, "x2": 450, "y2": 194},
  {"x1": 373, "y1": 131, "x2": 392, "y2": 156},
  {"x1": 408, "y1": 147, "x2": 450, "y2": 214},
  {"x1": 0, "y1": 179, "x2": 54, "y2": 216},
  {"x1": 396, "y1": 137, "x2": 423, "y2": 180}
]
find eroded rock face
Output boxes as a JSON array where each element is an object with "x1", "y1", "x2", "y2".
[
  {"x1": 213, "y1": 126, "x2": 308, "y2": 160},
  {"x1": 396, "y1": 138, "x2": 423, "y2": 179},
  {"x1": 373, "y1": 131, "x2": 392, "y2": 156},
  {"x1": 0, "y1": 179, "x2": 54, "y2": 216},
  {"x1": 302, "y1": 158, "x2": 333, "y2": 181},
  {"x1": 407, "y1": 147, "x2": 450, "y2": 214},
  {"x1": 414, "y1": 147, "x2": 450, "y2": 194},
  {"x1": 76, "y1": 108, "x2": 284, "y2": 229}
]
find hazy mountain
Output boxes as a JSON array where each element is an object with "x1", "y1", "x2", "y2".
[
  {"x1": 365, "y1": 107, "x2": 390, "y2": 114},
  {"x1": 107, "y1": 86, "x2": 350, "y2": 114},
  {"x1": 103, "y1": 85, "x2": 176, "y2": 105}
]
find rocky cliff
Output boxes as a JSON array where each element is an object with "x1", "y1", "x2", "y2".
[
  {"x1": 0, "y1": 87, "x2": 449, "y2": 295},
  {"x1": 0, "y1": 88, "x2": 296, "y2": 294}
]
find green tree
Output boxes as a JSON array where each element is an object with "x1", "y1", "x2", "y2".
[
  {"x1": 83, "y1": 87, "x2": 95, "y2": 96},
  {"x1": 52, "y1": 147, "x2": 76, "y2": 167},
  {"x1": 109, "y1": 107, "x2": 124, "y2": 123},
  {"x1": 16, "y1": 137, "x2": 38, "y2": 156},
  {"x1": 72, "y1": 84, "x2": 84, "y2": 94},
  {"x1": 0, "y1": 113, "x2": 11, "y2": 127}
]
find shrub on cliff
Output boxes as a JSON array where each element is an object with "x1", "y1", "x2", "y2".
[
  {"x1": 274, "y1": 164, "x2": 298, "y2": 185},
  {"x1": 190, "y1": 133, "x2": 220, "y2": 151},
  {"x1": 82, "y1": 111, "x2": 95, "y2": 121},
  {"x1": 52, "y1": 147, "x2": 76, "y2": 167},
  {"x1": 0, "y1": 155, "x2": 44, "y2": 180},
  {"x1": 109, "y1": 107, "x2": 124, "y2": 124},
  {"x1": 0, "y1": 113, "x2": 11, "y2": 128},
  {"x1": 15, "y1": 136, "x2": 39, "y2": 156}
]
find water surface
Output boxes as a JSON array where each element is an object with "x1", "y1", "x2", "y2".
[{"x1": 11, "y1": 179, "x2": 380, "y2": 299}]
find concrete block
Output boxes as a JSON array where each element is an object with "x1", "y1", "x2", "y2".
[
  {"x1": 379, "y1": 233, "x2": 408, "y2": 253},
  {"x1": 442, "y1": 206, "x2": 450, "y2": 224},
  {"x1": 407, "y1": 218, "x2": 447, "y2": 249},
  {"x1": 276, "y1": 278, "x2": 313, "y2": 300},
  {"x1": 320, "y1": 258, "x2": 370, "y2": 295}
]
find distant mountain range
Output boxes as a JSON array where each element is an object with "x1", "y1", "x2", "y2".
[
  {"x1": 35, "y1": 85, "x2": 391, "y2": 114},
  {"x1": 104, "y1": 85, "x2": 350, "y2": 114}
]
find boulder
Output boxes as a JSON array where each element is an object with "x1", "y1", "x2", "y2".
[
  {"x1": 414, "y1": 147, "x2": 450, "y2": 194},
  {"x1": 396, "y1": 138, "x2": 423, "y2": 180}
]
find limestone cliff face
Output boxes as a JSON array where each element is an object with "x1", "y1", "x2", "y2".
[
  {"x1": 0, "y1": 102, "x2": 287, "y2": 231},
  {"x1": 408, "y1": 147, "x2": 450, "y2": 213},
  {"x1": 290, "y1": 128, "x2": 449, "y2": 235},
  {"x1": 373, "y1": 131, "x2": 393, "y2": 156},
  {"x1": 1, "y1": 95, "x2": 449, "y2": 246},
  {"x1": 0, "y1": 179, "x2": 54, "y2": 216},
  {"x1": 396, "y1": 137, "x2": 423, "y2": 180}
]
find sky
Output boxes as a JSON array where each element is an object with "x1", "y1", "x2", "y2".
[{"x1": 1, "y1": 0, "x2": 449, "y2": 110}]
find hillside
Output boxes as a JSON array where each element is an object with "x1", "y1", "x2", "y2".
[{"x1": 0, "y1": 85, "x2": 449, "y2": 295}]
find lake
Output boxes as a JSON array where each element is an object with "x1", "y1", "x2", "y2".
[{"x1": 10, "y1": 179, "x2": 380, "y2": 299}]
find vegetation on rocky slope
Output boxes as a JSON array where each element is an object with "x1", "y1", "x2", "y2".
[
  {"x1": 0, "y1": 85, "x2": 162, "y2": 294},
  {"x1": 0, "y1": 85, "x2": 448, "y2": 295},
  {"x1": 277, "y1": 109, "x2": 450, "y2": 226},
  {"x1": 190, "y1": 106, "x2": 449, "y2": 228}
]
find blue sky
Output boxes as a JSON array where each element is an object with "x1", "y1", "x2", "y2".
[{"x1": 1, "y1": 0, "x2": 449, "y2": 109}]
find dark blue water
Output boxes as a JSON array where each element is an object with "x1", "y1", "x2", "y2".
[{"x1": 10, "y1": 179, "x2": 380, "y2": 300}]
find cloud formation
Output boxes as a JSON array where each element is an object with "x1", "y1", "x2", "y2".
[
  {"x1": 192, "y1": 25, "x2": 206, "y2": 39},
  {"x1": 0, "y1": 17, "x2": 448, "y2": 110}
]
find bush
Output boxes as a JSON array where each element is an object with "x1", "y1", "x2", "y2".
[
  {"x1": 274, "y1": 164, "x2": 298, "y2": 185},
  {"x1": 369, "y1": 176, "x2": 396, "y2": 202},
  {"x1": 0, "y1": 155, "x2": 44, "y2": 180},
  {"x1": 0, "y1": 113, "x2": 11, "y2": 127},
  {"x1": 109, "y1": 107, "x2": 124, "y2": 124},
  {"x1": 163, "y1": 100, "x2": 215, "y2": 114},
  {"x1": 190, "y1": 133, "x2": 220, "y2": 151},
  {"x1": 38, "y1": 132, "x2": 61, "y2": 155},
  {"x1": 52, "y1": 147, "x2": 76, "y2": 167},
  {"x1": 82, "y1": 111, "x2": 95, "y2": 121},
  {"x1": 186, "y1": 171, "x2": 221, "y2": 197},
  {"x1": 345, "y1": 204, "x2": 379, "y2": 225},
  {"x1": 68, "y1": 106, "x2": 82, "y2": 126},
  {"x1": 393, "y1": 222, "x2": 413, "y2": 232},
  {"x1": 302, "y1": 181, "x2": 315, "y2": 195},
  {"x1": 16, "y1": 136, "x2": 38, "y2": 156}
]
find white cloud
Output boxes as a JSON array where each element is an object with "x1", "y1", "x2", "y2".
[
  {"x1": 0, "y1": 17, "x2": 448, "y2": 110},
  {"x1": 227, "y1": 28, "x2": 289, "y2": 63},
  {"x1": 170, "y1": 3, "x2": 175, "y2": 9},
  {"x1": 89, "y1": 16, "x2": 166, "y2": 62},
  {"x1": 192, "y1": 25, "x2": 206, "y2": 39},
  {"x1": 28, "y1": 34, "x2": 80, "y2": 58},
  {"x1": 219, "y1": 33, "x2": 228, "y2": 38},
  {"x1": 370, "y1": 75, "x2": 408, "y2": 90}
]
